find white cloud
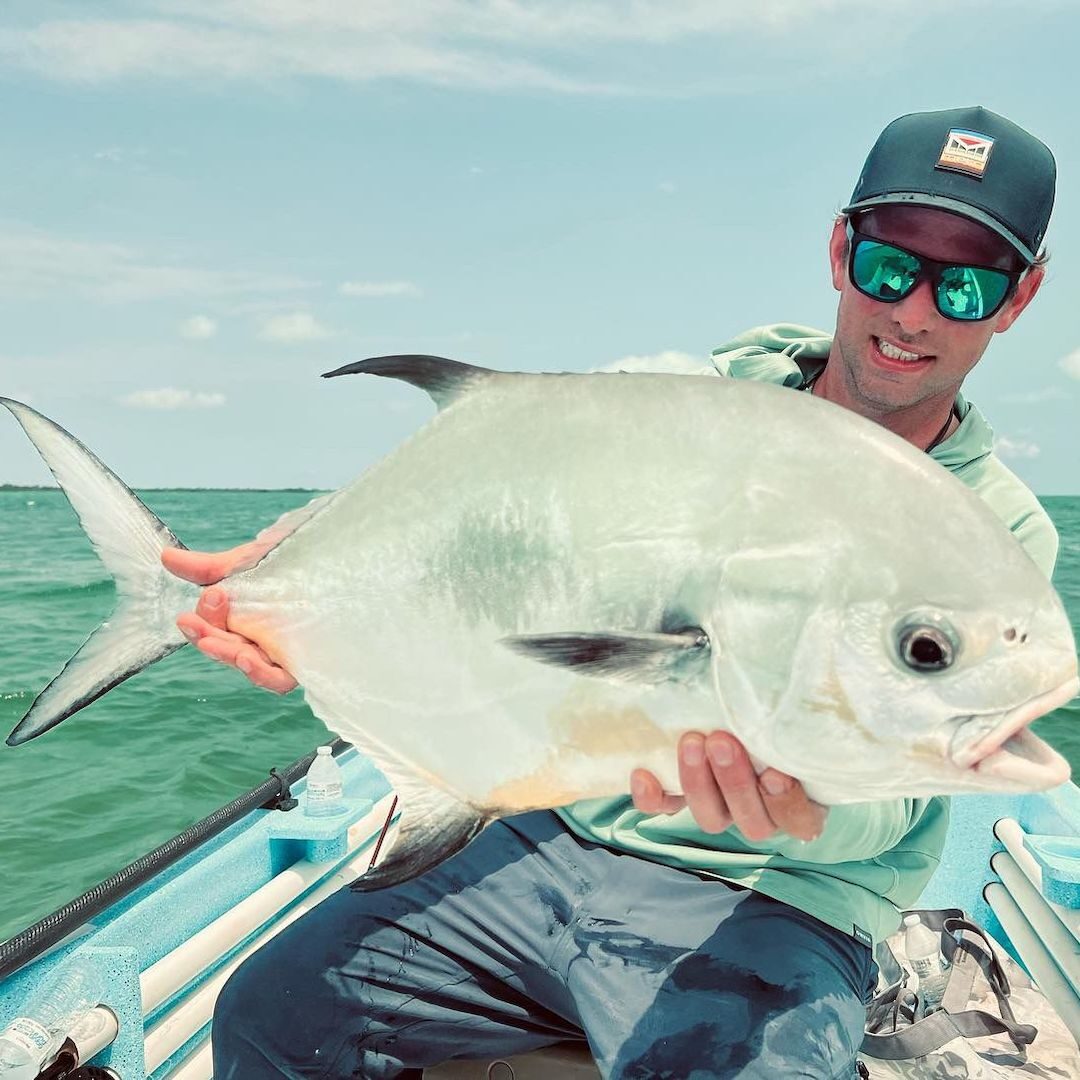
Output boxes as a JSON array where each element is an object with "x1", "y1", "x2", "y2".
[
  {"x1": 0, "y1": 1, "x2": 1000, "y2": 94},
  {"x1": 259, "y1": 311, "x2": 333, "y2": 342},
  {"x1": 999, "y1": 386, "x2": 1070, "y2": 404},
  {"x1": 0, "y1": 221, "x2": 314, "y2": 302},
  {"x1": 994, "y1": 435, "x2": 1041, "y2": 460},
  {"x1": 0, "y1": 11, "x2": 617, "y2": 94},
  {"x1": 121, "y1": 388, "x2": 226, "y2": 409},
  {"x1": 93, "y1": 145, "x2": 151, "y2": 167},
  {"x1": 339, "y1": 280, "x2": 421, "y2": 298},
  {"x1": 180, "y1": 314, "x2": 218, "y2": 339},
  {"x1": 1059, "y1": 349, "x2": 1080, "y2": 381},
  {"x1": 594, "y1": 349, "x2": 709, "y2": 374}
]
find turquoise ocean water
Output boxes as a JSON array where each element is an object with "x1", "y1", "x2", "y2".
[{"x1": 1, "y1": 488, "x2": 1079, "y2": 944}]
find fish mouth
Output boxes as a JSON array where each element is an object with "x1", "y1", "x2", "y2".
[{"x1": 949, "y1": 676, "x2": 1079, "y2": 786}]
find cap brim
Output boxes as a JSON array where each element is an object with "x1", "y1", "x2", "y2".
[{"x1": 841, "y1": 192, "x2": 1036, "y2": 264}]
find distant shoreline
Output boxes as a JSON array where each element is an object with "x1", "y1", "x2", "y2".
[
  {"x1": 3, "y1": 484, "x2": 1078, "y2": 498},
  {"x1": 0, "y1": 484, "x2": 328, "y2": 494}
]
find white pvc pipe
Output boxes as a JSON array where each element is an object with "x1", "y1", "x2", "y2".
[
  {"x1": 161, "y1": 1036, "x2": 213, "y2": 1080},
  {"x1": 141, "y1": 794, "x2": 397, "y2": 1014},
  {"x1": 984, "y1": 881, "x2": 1080, "y2": 1042},
  {"x1": 143, "y1": 811, "x2": 400, "y2": 1073},
  {"x1": 994, "y1": 818, "x2": 1080, "y2": 945},
  {"x1": 991, "y1": 850, "x2": 1080, "y2": 997},
  {"x1": 69, "y1": 1004, "x2": 120, "y2": 1063}
]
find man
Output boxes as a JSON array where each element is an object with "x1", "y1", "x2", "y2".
[{"x1": 165, "y1": 106, "x2": 1058, "y2": 1077}]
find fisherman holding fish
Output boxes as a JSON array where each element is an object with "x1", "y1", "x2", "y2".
[
  {"x1": 6, "y1": 106, "x2": 1064, "y2": 1077},
  {"x1": 160, "y1": 107, "x2": 1066, "y2": 1078},
  {"x1": 153, "y1": 106, "x2": 1066, "y2": 1077}
]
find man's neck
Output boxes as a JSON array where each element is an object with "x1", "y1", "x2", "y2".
[{"x1": 811, "y1": 364, "x2": 957, "y2": 452}]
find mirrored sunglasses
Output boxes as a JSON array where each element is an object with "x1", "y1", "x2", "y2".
[{"x1": 847, "y1": 226, "x2": 1021, "y2": 322}]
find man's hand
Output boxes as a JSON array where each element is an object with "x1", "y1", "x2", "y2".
[
  {"x1": 162, "y1": 542, "x2": 298, "y2": 694},
  {"x1": 630, "y1": 731, "x2": 826, "y2": 842}
]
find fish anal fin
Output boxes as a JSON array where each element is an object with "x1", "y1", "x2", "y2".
[
  {"x1": 321, "y1": 355, "x2": 495, "y2": 409},
  {"x1": 352, "y1": 790, "x2": 488, "y2": 891},
  {"x1": 501, "y1": 628, "x2": 709, "y2": 684}
]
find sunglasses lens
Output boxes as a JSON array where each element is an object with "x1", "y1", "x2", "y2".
[
  {"x1": 852, "y1": 236, "x2": 1015, "y2": 321},
  {"x1": 852, "y1": 240, "x2": 921, "y2": 301},
  {"x1": 936, "y1": 266, "x2": 1012, "y2": 320}
]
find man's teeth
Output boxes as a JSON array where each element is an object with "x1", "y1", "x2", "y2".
[{"x1": 877, "y1": 338, "x2": 924, "y2": 362}]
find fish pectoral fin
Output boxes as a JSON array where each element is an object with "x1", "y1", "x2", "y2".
[
  {"x1": 500, "y1": 628, "x2": 709, "y2": 684},
  {"x1": 352, "y1": 787, "x2": 489, "y2": 891},
  {"x1": 321, "y1": 354, "x2": 496, "y2": 409}
]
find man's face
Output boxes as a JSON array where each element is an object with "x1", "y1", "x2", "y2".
[{"x1": 828, "y1": 204, "x2": 1042, "y2": 415}]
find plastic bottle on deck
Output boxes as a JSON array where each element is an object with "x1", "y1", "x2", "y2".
[
  {"x1": 304, "y1": 745, "x2": 345, "y2": 817},
  {"x1": 0, "y1": 958, "x2": 104, "y2": 1078},
  {"x1": 903, "y1": 913, "x2": 950, "y2": 1013}
]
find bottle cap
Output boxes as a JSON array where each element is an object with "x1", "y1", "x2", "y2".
[{"x1": 903, "y1": 914, "x2": 920, "y2": 926}]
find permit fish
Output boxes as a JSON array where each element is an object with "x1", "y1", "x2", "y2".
[{"x1": 3, "y1": 357, "x2": 1078, "y2": 888}]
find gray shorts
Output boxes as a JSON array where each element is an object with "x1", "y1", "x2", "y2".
[{"x1": 212, "y1": 811, "x2": 875, "y2": 1079}]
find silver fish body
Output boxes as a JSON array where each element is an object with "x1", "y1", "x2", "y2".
[{"x1": 3, "y1": 359, "x2": 1077, "y2": 886}]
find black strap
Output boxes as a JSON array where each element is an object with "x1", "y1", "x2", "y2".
[
  {"x1": 863, "y1": 1006, "x2": 1037, "y2": 1060},
  {"x1": 862, "y1": 913, "x2": 1037, "y2": 1061}
]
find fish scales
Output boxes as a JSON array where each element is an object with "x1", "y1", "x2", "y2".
[{"x1": 2, "y1": 363, "x2": 1077, "y2": 887}]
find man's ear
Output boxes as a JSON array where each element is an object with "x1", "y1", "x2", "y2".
[
  {"x1": 994, "y1": 265, "x2": 1045, "y2": 334},
  {"x1": 828, "y1": 218, "x2": 848, "y2": 293}
]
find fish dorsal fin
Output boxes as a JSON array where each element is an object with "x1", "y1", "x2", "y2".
[
  {"x1": 322, "y1": 354, "x2": 496, "y2": 409},
  {"x1": 501, "y1": 628, "x2": 709, "y2": 684}
]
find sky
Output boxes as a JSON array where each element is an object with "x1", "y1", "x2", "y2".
[{"x1": 1, "y1": 1, "x2": 1079, "y2": 495}]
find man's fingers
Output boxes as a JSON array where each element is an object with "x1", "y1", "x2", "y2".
[
  {"x1": 704, "y1": 732, "x2": 776, "y2": 842},
  {"x1": 177, "y1": 614, "x2": 297, "y2": 694},
  {"x1": 162, "y1": 546, "x2": 236, "y2": 585},
  {"x1": 196, "y1": 634, "x2": 297, "y2": 694},
  {"x1": 195, "y1": 586, "x2": 230, "y2": 630},
  {"x1": 176, "y1": 612, "x2": 214, "y2": 643},
  {"x1": 678, "y1": 733, "x2": 734, "y2": 833},
  {"x1": 758, "y1": 769, "x2": 827, "y2": 842},
  {"x1": 630, "y1": 769, "x2": 686, "y2": 815},
  {"x1": 161, "y1": 541, "x2": 270, "y2": 585}
]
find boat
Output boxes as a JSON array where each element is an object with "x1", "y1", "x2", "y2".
[{"x1": 2, "y1": 740, "x2": 1080, "y2": 1078}]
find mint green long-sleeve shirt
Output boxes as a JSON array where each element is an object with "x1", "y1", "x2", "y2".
[{"x1": 558, "y1": 324, "x2": 1058, "y2": 945}]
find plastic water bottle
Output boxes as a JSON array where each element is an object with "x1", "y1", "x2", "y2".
[
  {"x1": 0, "y1": 958, "x2": 104, "y2": 1078},
  {"x1": 903, "y1": 914, "x2": 950, "y2": 1013},
  {"x1": 305, "y1": 745, "x2": 345, "y2": 817}
]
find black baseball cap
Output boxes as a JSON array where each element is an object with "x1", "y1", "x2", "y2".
[{"x1": 843, "y1": 106, "x2": 1056, "y2": 265}]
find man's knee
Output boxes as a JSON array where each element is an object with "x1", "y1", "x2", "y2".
[
  {"x1": 603, "y1": 919, "x2": 869, "y2": 1079},
  {"x1": 212, "y1": 932, "x2": 352, "y2": 1078},
  {"x1": 212, "y1": 948, "x2": 282, "y2": 1076},
  {"x1": 610, "y1": 996, "x2": 864, "y2": 1079}
]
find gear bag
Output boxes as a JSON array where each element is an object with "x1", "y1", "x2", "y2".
[{"x1": 857, "y1": 908, "x2": 1079, "y2": 1079}]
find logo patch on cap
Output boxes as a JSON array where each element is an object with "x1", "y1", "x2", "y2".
[{"x1": 937, "y1": 128, "x2": 995, "y2": 178}]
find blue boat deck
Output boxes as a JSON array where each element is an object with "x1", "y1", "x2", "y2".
[{"x1": 3, "y1": 749, "x2": 1080, "y2": 1078}]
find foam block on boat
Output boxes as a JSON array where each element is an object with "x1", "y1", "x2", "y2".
[
  {"x1": 1023, "y1": 834, "x2": 1080, "y2": 908},
  {"x1": 268, "y1": 795, "x2": 374, "y2": 862}
]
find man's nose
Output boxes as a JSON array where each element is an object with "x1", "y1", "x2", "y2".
[{"x1": 889, "y1": 279, "x2": 940, "y2": 335}]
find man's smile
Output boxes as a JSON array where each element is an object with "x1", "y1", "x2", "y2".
[{"x1": 870, "y1": 335, "x2": 935, "y2": 372}]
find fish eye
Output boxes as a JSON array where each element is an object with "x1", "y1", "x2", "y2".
[{"x1": 896, "y1": 623, "x2": 956, "y2": 672}]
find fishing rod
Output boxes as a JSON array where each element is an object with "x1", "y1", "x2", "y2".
[{"x1": 0, "y1": 738, "x2": 353, "y2": 981}]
